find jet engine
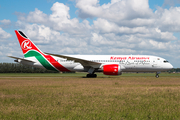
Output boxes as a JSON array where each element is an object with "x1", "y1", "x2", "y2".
[{"x1": 103, "y1": 64, "x2": 122, "y2": 75}]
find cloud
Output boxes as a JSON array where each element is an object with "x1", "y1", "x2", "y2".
[
  {"x1": 27, "y1": 8, "x2": 49, "y2": 24},
  {"x1": 0, "y1": 19, "x2": 11, "y2": 28},
  {"x1": 163, "y1": 0, "x2": 180, "y2": 7},
  {"x1": 0, "y1": 19, "x2": 11, "y2": 25},
  {"x1": 0, "y1": 28, "x2": 12, "y2": 39},
  {"x1": 76, "y1": 0, "x2": 153, "y2": 22},
  {"x1": 17, "y1": 2, "x2": 91, "y2": 35},
  {"x1": 155, "y1": 7, "x2": 180, "y2": 32}
]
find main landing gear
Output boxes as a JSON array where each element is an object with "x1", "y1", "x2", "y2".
[
  {"x1": 86, "y1": 67, "x2": 97, "y2": 78},
  {"x1": 86, "y1": 74, "x2": 97, "y2": 78}
]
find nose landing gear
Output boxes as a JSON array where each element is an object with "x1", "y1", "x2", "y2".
[
  {"x1": 155, "y1": 72, "x2": 161, "y2": 78},
  {"x1": 155, "y1": 74, "x2": 159, "y2": 78}
]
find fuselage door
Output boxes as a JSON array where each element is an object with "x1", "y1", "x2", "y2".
[{"x1": 152, "y1": 58, "x2": 160, "y2": 68}]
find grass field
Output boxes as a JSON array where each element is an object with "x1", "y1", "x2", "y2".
[{"x1": 0, "y1": 73, "x2": 180, "y2": 119}]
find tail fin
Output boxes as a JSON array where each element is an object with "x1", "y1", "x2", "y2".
[
  {"x1": 15, "y1": 30, "x2": 71, "y2": 72},
  {"x1": 15, "y1": 30, "x2": 44, "y2": 58}
]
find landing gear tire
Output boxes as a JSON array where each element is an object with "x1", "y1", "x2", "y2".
[
  {"x1": 155, "y1": 74, "x2": 159, "y2": 78},
  {"x1": 86, "y1": 74, "x2": 97, "y2": 78}
]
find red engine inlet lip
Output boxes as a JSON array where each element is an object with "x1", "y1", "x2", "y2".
[{"x1": 103, "y1": 64, "x2": 121, "y2": 75}]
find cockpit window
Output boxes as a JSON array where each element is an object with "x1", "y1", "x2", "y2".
[{"x1": 164, "y1": 60, "x2": 169, "y2": 63}]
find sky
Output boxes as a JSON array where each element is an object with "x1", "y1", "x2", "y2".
[{"x1": 0, "y1": 0, "x2": 180, "y2": 68}]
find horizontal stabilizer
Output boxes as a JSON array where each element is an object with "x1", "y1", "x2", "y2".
[{"x1": 8, "y1": 56, "x2": 35, "y2": 63}]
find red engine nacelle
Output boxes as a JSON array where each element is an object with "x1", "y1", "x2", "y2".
[{"x1": 103, "y1": 64, "x2": 122, "y2": 75}]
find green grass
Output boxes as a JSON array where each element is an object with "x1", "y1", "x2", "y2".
[
  {"x1": 0, "y1": 73, "x2": 180, "y2": 119},
  {"x1": 0, "y1": 72, "x2": 179, "y2": 77},
  {"x1": 0, "y1": 73, "x2": 86, "y2": 77}
]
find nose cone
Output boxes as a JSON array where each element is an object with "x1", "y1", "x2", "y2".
[{"x1": 166, "y1": 63, "x2": 173, "y2": 70}]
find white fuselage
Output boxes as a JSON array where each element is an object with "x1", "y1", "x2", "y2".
[{"x1": 23, "y1": 55, "x2": 173, "y2": 73}]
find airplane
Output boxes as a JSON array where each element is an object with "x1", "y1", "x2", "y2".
[{"x1": 8, "y1": 30, "x2": 173, "y2": 78}]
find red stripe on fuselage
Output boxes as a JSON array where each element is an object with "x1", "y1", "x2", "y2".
[{"x1": 44, "y1": 55, "x2": 71, "y2": 72}]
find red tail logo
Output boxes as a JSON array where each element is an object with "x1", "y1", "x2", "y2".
[
  {"x1": 15, "y1": 30, "x2": 43, "y2": 55},
  {"x1": 21, "y1": 40, "x2": 32, "y2": 50}
]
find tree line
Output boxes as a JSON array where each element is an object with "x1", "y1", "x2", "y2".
[
  {"x1": 169, "y1": 68, "x2": 180, "y2": 73},
  {"x1": 0, "y1": 63, "x2": 58, "y2": 73}
]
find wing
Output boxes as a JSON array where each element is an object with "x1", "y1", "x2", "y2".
[
  {"x1": 8, "y1": 56, "x2": 35, "y2": 63},
  {"x1": 45, "y1": 53, "x2": 102, "y2": 68}
]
